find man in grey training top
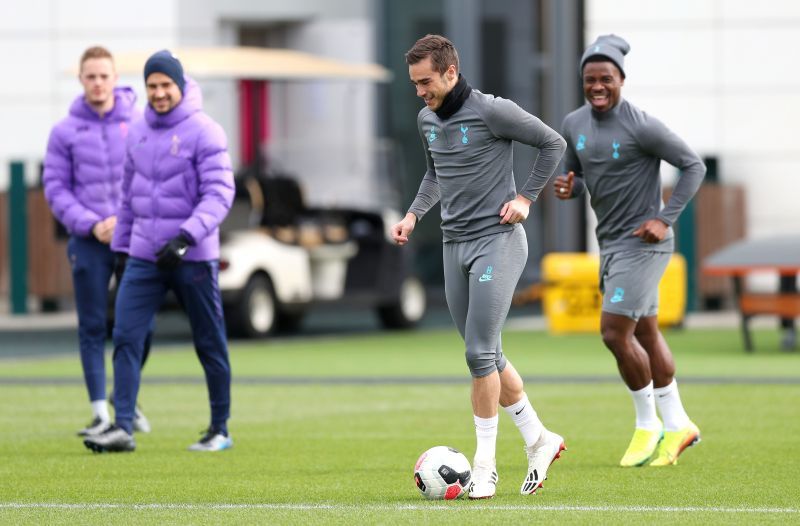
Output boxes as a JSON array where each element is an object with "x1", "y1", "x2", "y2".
[
  {"x1": 554, "y1": 34, "x2": 706, "y2": 467},
  {"x1": 392, "y1": 34, "x2": 567, "y2": 499}
]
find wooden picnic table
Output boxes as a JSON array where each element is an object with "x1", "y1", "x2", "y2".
[{"x1": 703, "y1": 236, "x2": 800, "y2": 351}]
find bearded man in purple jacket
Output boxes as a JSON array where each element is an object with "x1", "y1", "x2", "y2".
[
  {"x1": 43, "y1": 46, "x2": 152, "y2": 438},
  {"x1": 83, "y1": 50, "x2": 236, "y2": 453}
]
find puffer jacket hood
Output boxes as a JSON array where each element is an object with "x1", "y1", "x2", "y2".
[
  {"x1": 144, "y1": 76, "x2": 202, "y2": 129},
  {"x1": 69, "y1": 86, "x2": 137, "y2": 123}
]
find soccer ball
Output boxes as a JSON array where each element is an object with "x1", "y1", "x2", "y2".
[{"x1": 413, "y1": 446, "x2": 472, "y2": 500}]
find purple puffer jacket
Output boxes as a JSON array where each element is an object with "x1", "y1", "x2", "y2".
[
  {"x1": 43, "y1": 87, "x2": 138, "y2": 237},
  {"x1": 111, "y1": 77, "x2": 234, "y2": 262}
]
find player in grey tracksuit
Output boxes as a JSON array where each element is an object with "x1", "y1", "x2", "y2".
[
  {"x1": 554, "y1": 34, "x2": 706, "y2": 467},
  {"x1": 392, "y1": 34, "x2": 566, "y2": 499}
]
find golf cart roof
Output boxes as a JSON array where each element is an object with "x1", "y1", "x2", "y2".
[{"x1": 99, "y1": 46, "x2": 391, "y2": 82}]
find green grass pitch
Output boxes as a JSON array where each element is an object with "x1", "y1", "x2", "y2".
[{"x1": 1, "y1": 326, "x2": 799, "y2": 524}]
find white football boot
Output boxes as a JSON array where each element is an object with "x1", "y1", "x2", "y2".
[
  {"x1": 469, "y1": 458, "x2": 498, "y2": 499},
  {"x1": 188, "y1": 428, "x2": 233, "y2": 452},
  {"x1": 77, "y1": 416, "x2": 112, "y2": 437},
  {"x1": 521, "y1": 429, "x2": 566, "y2": 495},
  {"x1": 83, "y1": 425, "x2": 136, "y2": 453}
]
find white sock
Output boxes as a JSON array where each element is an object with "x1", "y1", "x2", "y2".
[
  {"x1": 654, "y1": 379, "x2": 691, "y2": 431},
  {"x1": 473, "y1": 415, "x2": 498, "y2": 464},
  {"x1": 91, "y1": 399, "x2": 110, "y2": 423},
  {"x1": 629, "y1": 382, "x2": 661, "y2": 430},
  {"x1": 502, "y1": 394, "x2": 543, "y2": 448}
]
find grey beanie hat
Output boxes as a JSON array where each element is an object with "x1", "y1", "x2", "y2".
[{"x1": 580, "y1": 34, "x2": 630, "y2": 78}]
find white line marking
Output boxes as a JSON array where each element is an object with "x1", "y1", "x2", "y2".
[{"x1": 0, "y1": 503, "x2": 797, "y2": 514}]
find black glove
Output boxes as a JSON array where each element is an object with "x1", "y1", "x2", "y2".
[
  {"x1": 155, "y1": 233, "x2": 191, "y2": 270},
  {"x1": 113, "y1": 253, "x2": 128, "y2": 284}
]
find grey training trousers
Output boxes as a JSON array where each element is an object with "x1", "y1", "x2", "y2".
[{"x1": 443, "y1": 225, "x2": 528, "y2": 378}]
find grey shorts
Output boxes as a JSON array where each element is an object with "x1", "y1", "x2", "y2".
[{"x1": 599, "y1": 250, "x2": 671, "y2": 321}]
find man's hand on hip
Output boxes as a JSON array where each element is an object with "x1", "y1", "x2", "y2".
[
  {"x1": 633, "y1": 219, "x2": 669, "y2": 243},
  {"x1": 499, "y1": 195, "x2": 531, "y2": 225}
]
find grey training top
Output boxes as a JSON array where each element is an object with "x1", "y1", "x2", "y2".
[
  {"x1": 408, "y1": 90, "x2": 566, "y2": 242},
  {"x1": 561, "y1": 98, "x2": 706, "y2": 255}
]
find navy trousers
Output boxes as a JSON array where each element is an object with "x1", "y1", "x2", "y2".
[
  {"x1": 112, "y1": 257, "x2": 231, "y2": 434},
  {"x1": 68, "y1": 236, "x2": 152, "y2": 404},
  {"x1": 68, "y1": 236, "x2": 116, "y2": 402}
]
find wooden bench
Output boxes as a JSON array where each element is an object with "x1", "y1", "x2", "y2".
[{"x1": 738, "y1": 293, "x2": 800, "y2": 351}]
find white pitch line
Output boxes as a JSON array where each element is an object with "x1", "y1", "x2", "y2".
[{"x1": 0, "y1": 503, "x2": 797, "y2": 514}]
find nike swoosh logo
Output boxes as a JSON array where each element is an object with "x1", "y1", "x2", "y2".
[{"x1": 515, "y1": 404, "x2": 526, "y2": 415}]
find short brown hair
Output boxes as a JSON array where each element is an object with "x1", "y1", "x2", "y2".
[
  {"x1": 405, "y1": 34, "x2": 459, "y2": 75},
  {"x1": 79, "y1": 46, "x2": 114, "y2": 71}
]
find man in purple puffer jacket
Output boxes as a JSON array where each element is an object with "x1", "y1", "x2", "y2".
[
  {"x1": 43, "y1": 46, "x2": 152, "y2": 438},
  {"x1": 84, "y1": 50, "x2": 235, "y2": 454}
]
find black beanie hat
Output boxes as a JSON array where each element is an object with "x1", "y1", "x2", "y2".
[
  {"x1": 144, "y1": 49, "x2": 185, "y2": 94},
  {"x1": 580, "y1": 34, "x2": 630, "y2": 78}
]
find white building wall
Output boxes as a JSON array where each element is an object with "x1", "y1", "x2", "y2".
[
  {"x1": 586, "y1": 0, "x2": 800, "y2": 241},
  {"x1": 0, "y1": 0, "x2": 179, "y2": 188}
]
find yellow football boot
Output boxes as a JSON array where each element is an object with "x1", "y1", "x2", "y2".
[
  {"x1": 649, "y1": 422, "x2": 701, "y2": 466},
  {"x1": 619, "y1": 427, "x2": 663, "y2": 467}
]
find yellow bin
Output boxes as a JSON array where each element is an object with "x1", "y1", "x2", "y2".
[{"x1": 542, "y1": 252, "x2": 686, "y2": 334}]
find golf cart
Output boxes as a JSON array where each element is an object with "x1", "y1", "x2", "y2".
[{"x1": 219, "y1": 171, "x2": 426, "y2": 337}]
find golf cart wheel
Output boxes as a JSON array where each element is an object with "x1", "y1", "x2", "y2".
[
  {"x1": 228, "y1": 273, "x2": 277, "y2": 338},
  {"x1": 377, "y1": 276, "x2": 426, "y2": 329}
]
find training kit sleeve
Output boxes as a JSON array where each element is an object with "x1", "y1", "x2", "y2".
[
  {"x1": 636, "y1": 117, "x2": 706, "y2": 228},
  {"x1": 480, "y1": 96, "x2": 566, "y2": 203},
  {"x1": 407, "y1": 115, "x2": 442, "y2": 222}
]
